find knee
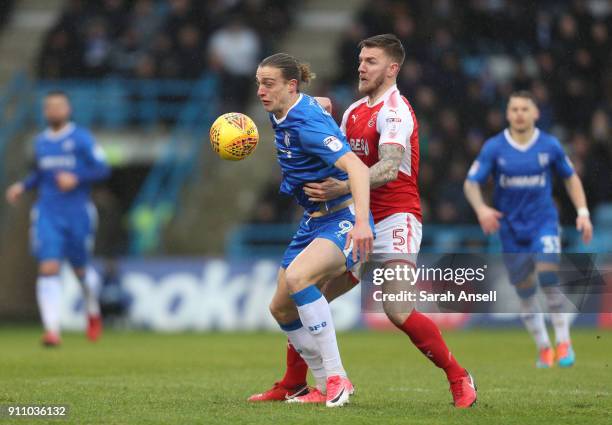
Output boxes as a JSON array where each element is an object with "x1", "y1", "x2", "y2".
[
  {"x1": 538, "y1": 271, "x2": 558, "y2": 288},
  {"x1": 269, "y1": 300, "x2": 297, "y2": 324},
  {"x1": 284, "y1": 268, "x2": 308, "y2": 294},
  {"x1": 515, "y1": 278, "x2": 537, "y2": 299},
  {"x1": 39, "y1": 261, "x2": 60, "y2": 276}
]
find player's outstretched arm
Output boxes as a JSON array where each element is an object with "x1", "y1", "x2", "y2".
[
  {"x1": 335, "y1": 152, "x2": 373, "y2": 262},
  {"x1": 463, "y1": 180, "x2": 503, "y2": 235},
  {"x1": 303, "y1": 144, "x2": 404, "y2": 202},
  {"x1": 563, "y1": 174, "x2": 593, "y2": 244}
]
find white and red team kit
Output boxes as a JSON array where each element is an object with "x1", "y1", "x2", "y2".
[{"x1": 340, "y1": 84, "x2": 422, "y2": 263}]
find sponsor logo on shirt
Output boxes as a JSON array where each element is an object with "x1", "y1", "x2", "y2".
[
  {"x1": 499, "y1": 173, "x2": 546, "y2": 188},
  {"x1": 349, "y1": 138, "x2": 370, "y2": 156},
  {"x1": 39, "y1": 155, "x2": 76, "y2": 169}
]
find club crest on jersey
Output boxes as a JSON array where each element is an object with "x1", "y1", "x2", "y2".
[
  {"x1": 62, "y1": 139, "x2": 75, "y2": 151},
  {"x1": 538, "y1": 153, "x2": 549, "y2": 167},
  {"x1": 323, "y1": 136, "x2": 344, "y2": 152},
  {"x1": 283, "y1": 131, "x2": 291, "y2": 147},
  {"x1": 368, "y1": 111, "x2": 378, "y2": 128}
]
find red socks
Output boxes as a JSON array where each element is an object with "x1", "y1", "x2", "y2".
[
  {"x1": 279, "y1": 312, "x2": 465, "y2": 387},
  {"x1": 398, "y1": 310, "x2": 466, "y2": 382},
  {"x1": 279, "y1": 342, "x2": 308, "y2": 388}
]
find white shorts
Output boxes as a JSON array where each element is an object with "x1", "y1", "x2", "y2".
[
  {"x1": 349, "y1": 212, "x2": 422, "y2": 281},
  {"x1": 372, "y1": 212, "x2": 422, "y2": 263}
]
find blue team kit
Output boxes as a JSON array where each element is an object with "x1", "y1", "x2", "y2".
[
  {"x1": 25, "y1": 123, "x2": 109, "y2": 266},
  {"x1": 270, "y1": 94, "x2": 374, "y2": 269},
  {"x1": 468, "y1": 128, "x2": 575, "y2": 284}
]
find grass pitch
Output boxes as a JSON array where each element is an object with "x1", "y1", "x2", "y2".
[{"x1": 0, "y1": 326, "x2": 610, "y2": 425}]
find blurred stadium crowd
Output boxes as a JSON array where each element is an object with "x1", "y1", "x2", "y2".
[
  {"x1": 32, "y1": 0, "x2": 611, "y2": 228},
  {"x1": 38, "y1": 0, "x2": 294, "y2": 110},
  {"x1": 252, "y1": 0, "x2": 612, "y2": 226}
]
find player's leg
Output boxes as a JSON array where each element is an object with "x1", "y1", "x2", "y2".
[
  {"x1": 514, "y1": 268, "x2": 554, "y2": 368},
  {"x1": 502, "y1": 226, "x2": 553, "y2": 367},
  {"x1": 535, "y1": 229, "x2": 574, "y2": 367},
  {"x1": 249, "y1": 270, "x2": 358, "y2": 402},
  {"x1": 375, "y1": 213, "x2": 476, "y2": 407},
  {"x1": 32, "y1": 209, "x2": 64, "y2": 346},
  {"x1": 37, "y1": 260, "x2": 63, "y2": 346},
  {"x1": 268, "y1": 268, "x2": 325, "y2": 394},
  {"x1": 283, "y1": 237, "x2": 353, "y2": 407},
  {"x1": 68, "y1": 204, "x2": 102, "y2": 341}
]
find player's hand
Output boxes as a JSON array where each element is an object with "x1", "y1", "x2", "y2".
[
  {"x1": 304, "y1": 178, "x2": 349, "y2": 202},
  {"x1": 55, "y1": 171, "x2": 79, "y2": 192},
  {"x1": 476, "y1": 205, "x2": 503, "y2": 235},
  {"x1": 576, "y1": 215, "x2": 593, "y2": 244},
  {"x1": 5, "y1": 182, "x2": 24, "y2": 205},
  {"x1": 345, "y1": 219, "x2": 373, "y2": 263}
]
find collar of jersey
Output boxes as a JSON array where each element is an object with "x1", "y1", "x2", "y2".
[
  {"x1": 44, "y1": 122, "x2": 76, "y2": 141},
  {"x1": 273, "y1": 93, "x2": 304, "y2": 125},
  {"x1": 504, "y1": 127, "x2": 540, "y2": 152},
  {"x1": 367, "y1": 84, "x2": 398, "y2": 107}
]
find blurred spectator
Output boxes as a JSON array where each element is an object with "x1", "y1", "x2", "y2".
[
  {"x1": 208, "y1": 16, "x2": 261, "y2": 111},
  {"x1": 176, "y1": 24, "x2": 205, "y2": 79},
  {"x1": 0, "y1": 0, "x2": 14, "y2": 32},
  {"x1": 38, "y1": 28, "x2": 82, "y2": 79},
  {"x1": 82, "y1": 19, "x2": 113, "y2": 78}
]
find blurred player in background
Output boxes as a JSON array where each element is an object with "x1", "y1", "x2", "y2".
[
  {"x1": 255, "y1": 53, "x2": 374, "y2": 407},
  {"x1": 464, "y1": 91, "x2": 593, "y2": 368},
  {"x1": 5, "y1": 91, "x2": 110, "y2": 346},
  {"x1": 250, "y1": 34, "x2": 477, "y2": 408}
]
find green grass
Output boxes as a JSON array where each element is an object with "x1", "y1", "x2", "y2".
[{"x1": 0, "y1": 327, "x2": 610, "y2": 425}]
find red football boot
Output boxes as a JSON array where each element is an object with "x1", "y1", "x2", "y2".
[
  {"x1": 87, "y1": 315, "x2": 103, "y2": 342},
  {"x1": 42, "y1": 331, "x2": 61, "y2": 347},
  {"x1": 248, "y1": 382, "x2": 309, "y2": 402},
  {"x1": 325, "y1": 375, "x2": 353, "y2": 407},
  {"x1": 449, "y1": 370, "x2": 477, "y2": 408}
]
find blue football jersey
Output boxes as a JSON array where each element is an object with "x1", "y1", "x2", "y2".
[
  {"x1": 23, "y1": 122, "x2": 110, "y2": 210},
  {"x1": 467, "y1": 128, "x2": 574, "y2": 238},
  {"x1": 271, "y1": 94, "x2": 352, "y2": 213}
]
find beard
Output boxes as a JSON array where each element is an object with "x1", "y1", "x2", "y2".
[
  {"x1": 359, "y1": 73, "x2": 386, "y2": 97},
  {"x1": 46, "y1": 117, "x2": 68, "y2": 130}
]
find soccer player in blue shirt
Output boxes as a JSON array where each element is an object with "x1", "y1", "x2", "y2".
[
  {"x1": 255, "y1": 53, "x2": 374, "y2": 407},
  {"x1": 464, "y1": 91, "x2": 593, "y2": 368},
  {"x1": 5, "y1": 91, "x2": 110, "y2": 346}
]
